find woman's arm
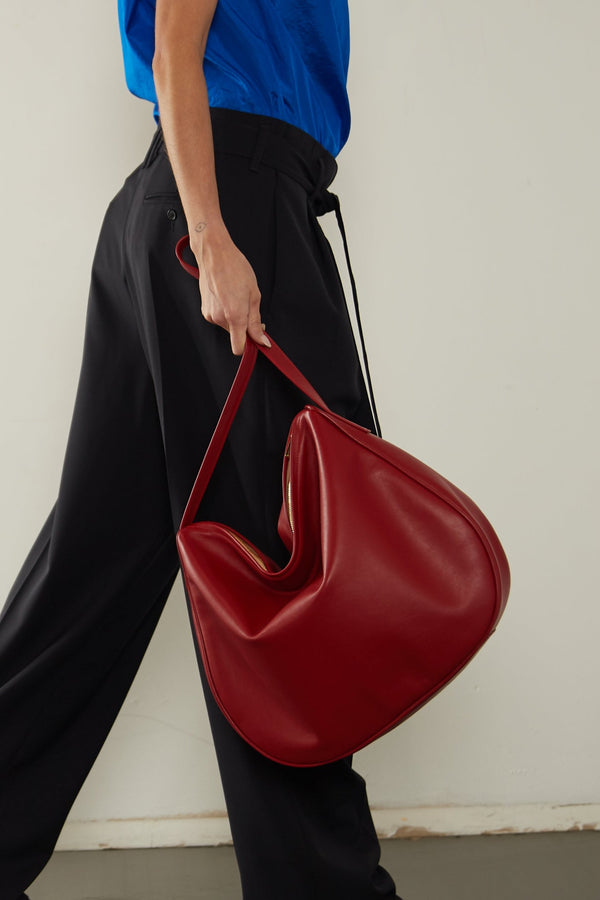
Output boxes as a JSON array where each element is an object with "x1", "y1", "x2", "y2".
[{"x1": 153, "y1": 0, "x2": 270, "y2": 355}]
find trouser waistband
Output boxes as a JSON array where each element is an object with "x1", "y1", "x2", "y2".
[{"x1": 144, "y1": 107, "x2": 338, "y2": 213}]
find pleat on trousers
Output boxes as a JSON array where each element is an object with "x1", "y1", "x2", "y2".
[{"x1": 0, "y1": 108, "x2": 401, "y2": 900}]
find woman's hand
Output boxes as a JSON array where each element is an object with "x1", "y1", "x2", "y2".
[{"x1": 191, "y1": 223, "x2": 271, "y2": 356}]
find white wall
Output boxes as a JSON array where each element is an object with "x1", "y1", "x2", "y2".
[{"x1": 1, "y1": 0, "x2": 598, "y2": 847}]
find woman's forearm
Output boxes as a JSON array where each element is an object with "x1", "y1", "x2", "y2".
[
  {"x1": 151, "y1": 0, "x2": 268, "y2": 355},
  {"x1": 152, "y1": 45, "x2": 228, "y2": 254},
  {"x1": 152, "y1": 21, "x2": 267, "y2": 354}
]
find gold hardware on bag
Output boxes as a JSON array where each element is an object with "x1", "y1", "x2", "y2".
[
  {"x1": 285, "y1": 438, "x2": 294, "y2": 533},
  {"x1": 224, "y1": 529, "x2": 269, "y2": 572}
]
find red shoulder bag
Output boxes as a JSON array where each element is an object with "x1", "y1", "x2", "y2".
[{"x1": 174, "y1": 245, "x2": 510, "y2": 765}]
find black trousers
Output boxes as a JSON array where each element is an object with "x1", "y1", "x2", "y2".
[{"x1": 0, "y1": 109, "x2": 401, "y2": 900}]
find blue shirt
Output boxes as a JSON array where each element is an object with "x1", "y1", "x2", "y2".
[{"x1": 117, "y1": 0, "x2": 351, "y2": 157}]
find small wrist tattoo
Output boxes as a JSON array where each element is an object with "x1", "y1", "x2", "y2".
[{"x1": 194, "y1": 221, "x2": 207, "y2": 233}]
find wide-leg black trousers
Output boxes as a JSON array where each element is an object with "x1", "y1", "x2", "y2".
[{"x1": 0, "y1": 109, "x2": 401, "y2": 900}]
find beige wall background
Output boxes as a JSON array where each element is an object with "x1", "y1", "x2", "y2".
[{"x1": 1, "y1": 0, "x2": 598, "y2": 848}]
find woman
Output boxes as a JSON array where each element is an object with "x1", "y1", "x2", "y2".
[{"x1": 0, "y1": 1, "x2": 402, "y2": 898}]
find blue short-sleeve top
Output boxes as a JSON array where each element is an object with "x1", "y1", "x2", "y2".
[{"x1": 117, "y1": 0, "x2": 351, "y2": 157}]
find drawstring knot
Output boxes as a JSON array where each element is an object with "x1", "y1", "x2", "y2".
[{"x1": 309, "y1": 157, "x2": 339, "y2": 216}]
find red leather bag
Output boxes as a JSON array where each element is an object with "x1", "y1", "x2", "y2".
[{"x1": 175, "y1": 320, "x2": 511, "y2": 767}]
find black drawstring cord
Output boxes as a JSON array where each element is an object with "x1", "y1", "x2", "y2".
[{"x1": 310, "y1": 176, "x2": 383, "y2": 439}]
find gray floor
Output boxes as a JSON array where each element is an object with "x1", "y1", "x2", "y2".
[{"x1": 29, "y1": 832, "x2": 600, "y2": 900}]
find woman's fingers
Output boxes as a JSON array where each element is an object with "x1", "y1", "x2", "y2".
[
  {"x1": 225, "y1": 299, "x2": 271, "y2": 356},
  {"x1": 247, "y1": 308, "x2": 271, "y2": 350},
  {"x1": 228, "y1": 307, "x2": 250, "y2": 356}
]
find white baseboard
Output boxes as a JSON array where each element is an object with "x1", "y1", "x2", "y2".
[
  {"x1": 372, "y1": 804, "x2": 600, "y2": 838},
  {"x1": 56, "y1": 803, "x2": 600, "y2": 851}
]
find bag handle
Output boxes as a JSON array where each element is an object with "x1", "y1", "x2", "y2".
[{"x1": 179, "y1": 329, "x2": 330, "y2": 529}]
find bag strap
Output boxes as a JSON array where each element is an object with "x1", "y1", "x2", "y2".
[{"x1": 179, "y1": 332, "x2": 331, "y2": 529}]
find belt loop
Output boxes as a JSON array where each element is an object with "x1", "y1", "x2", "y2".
[{"x1": 249, "y1": 125, "x2": 269, "y2": 173}]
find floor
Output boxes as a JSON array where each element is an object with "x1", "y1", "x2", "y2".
[{"x1": 28, "y1": 832, "x2": 600, "y2": 899}]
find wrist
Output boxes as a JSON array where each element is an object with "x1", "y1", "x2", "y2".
[{"x1": 189, "y1": 218, "x2": 229, "y2": 255}]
